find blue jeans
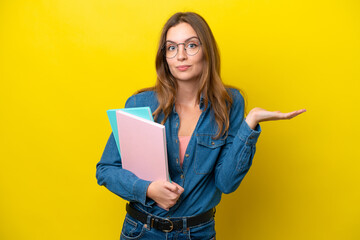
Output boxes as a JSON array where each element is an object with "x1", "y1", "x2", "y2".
[{"x1": 120, "y1": 213, "x2": 216, "y2": 240}]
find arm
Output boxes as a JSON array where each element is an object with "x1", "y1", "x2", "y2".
[
  {"x1": 96, "y1": 94, "x2": 184, "y2": 209},
  {"x1": 96, "y1": 95, "x2": 155, "y2": 206},
  {"x1": 214, "y1": 90, "x2": 261, "y2": 194},
  {"x1": 214, "y1": 90, "x2": 306, "y2": 193}
]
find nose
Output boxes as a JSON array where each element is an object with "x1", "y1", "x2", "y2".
[{"x1": 177, "y1": 44, "x2": 187, "y2": 61}]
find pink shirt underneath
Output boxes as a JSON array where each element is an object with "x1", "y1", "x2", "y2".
[{"x1": 178, "y1": 136, "x2": 191, "y2": 167}]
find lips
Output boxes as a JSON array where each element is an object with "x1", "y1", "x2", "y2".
[{"x1": 176, "y1": 65, "x2": 191, "y2": 71}]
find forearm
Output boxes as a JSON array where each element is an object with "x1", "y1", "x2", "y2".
[
  {"x1": 96, "y1": 164, "x2": 152, "y2": 204},
  {"x1": 245, "y1": 112, "x2": 259, "y2": 130},
  {"x1": 96, "y1": 133, "x2": 155, "y2": 206},
  {"x1": 215, "y1": 120, "x2": 260, "y2": 193}
]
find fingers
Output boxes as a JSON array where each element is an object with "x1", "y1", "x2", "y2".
[
  {"x1": 164, "y1": 181, "x2": 178, "y2": 192},
  {"x1": 162, "y1": 183, "x2": 182, "y2": 209},
  {"x1": 296, "y1": 109, "x2": 307, "y2": 114},
  {"x1": 164, "y1": 181, "x2": 184, "y2": 195},
  {"x1": 253, "y1": 107, "x2": 306, "y2": 123},
  {"x1": 273, "y1": 109, "x2": 306, "y2": 120},
  {"x1": 146, "y1": 181, "x2": 185, "y2": 210},
  {"x1": 287, "y1": 109, "x2": 306, "y2": 119},
  {"x1": 171, "y1": 182, "x2": 184, "y2": 194},
  {"x1": 163, "y1": 182, "x2": 184, "y2": 208}
]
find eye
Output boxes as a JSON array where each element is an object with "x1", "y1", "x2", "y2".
[
  {"x1": 186, "y1": 40, "x2": 200, "y2": 49},
  {"x1": 167, "y1": 45, "x2": 177, "y2": 51}
]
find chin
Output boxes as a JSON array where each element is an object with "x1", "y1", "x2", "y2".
[
  {"x1": 176, "y1": 77, "x2": 200, "y2": 83},
  {"x1": 175, "y1": 73, "x2": 201, "y2": 82}
]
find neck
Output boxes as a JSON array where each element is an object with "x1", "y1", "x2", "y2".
[{"x1": 176, "y1": 79, "x2": 200, "y2": 107}]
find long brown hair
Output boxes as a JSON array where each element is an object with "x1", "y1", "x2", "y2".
[{"x1": 137, "y1": 12, "x2": 235, "y2": 139}]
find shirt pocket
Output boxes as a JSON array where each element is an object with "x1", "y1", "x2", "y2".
[{"x1": 194, "y1": 134, "x2": 225, "y2": 175}]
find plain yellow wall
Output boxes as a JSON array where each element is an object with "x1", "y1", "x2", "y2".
[{"x1": 0, "y1": 0, "x2": 359, "y2": 239}]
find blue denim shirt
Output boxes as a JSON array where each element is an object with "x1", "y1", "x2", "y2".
[{"x1": 96, "y1": 88, "x2": 261, "y2": 218}]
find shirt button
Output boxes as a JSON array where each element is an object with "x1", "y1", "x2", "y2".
[
  {"x1": 176, "y1": 139, "x2": 178, "y2": 143},
  {"x1": 185, "y1": 154, "x2": 189, "y2": 157},
  {"x1": 176, "y1": 158, "x2": 179, "y2": 164},
  {"x1": 180, "y1": 175, "x2": 184, "y2": 179},
  {"x1": 211, "y1": 142, "x2": 215, "y2": 145}
]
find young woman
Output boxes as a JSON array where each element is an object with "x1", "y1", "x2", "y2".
[{"x1": 96, "y1": 12, "x2": 305, "y2": 240}]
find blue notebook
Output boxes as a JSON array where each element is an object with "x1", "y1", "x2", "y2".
[{"x1": 107, "y1": 107, "x2": 154, "y2": 155}]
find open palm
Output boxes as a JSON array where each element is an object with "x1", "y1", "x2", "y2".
[
  {"x1": 245, "y1": 107, "x2": 306, "y2": 129},
  {"x1": 250, "y1": 107, "x2": 307, "y2": 122}
]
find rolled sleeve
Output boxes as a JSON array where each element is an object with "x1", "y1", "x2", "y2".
[
  {"x1": 237, "y1": 120, "x2": 261, "y2": 145},
  {"x1": 132, "y1": 179, "x2": 155, "y2": 207}
]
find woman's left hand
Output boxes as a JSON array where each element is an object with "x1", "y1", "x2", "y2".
[{"x1": 245, "y1": 107, "x2": 306, "y2": 129}]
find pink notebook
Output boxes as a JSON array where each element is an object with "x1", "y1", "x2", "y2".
[{"x1": 116, "y1": 110, "x2": 170, "y2": 182}]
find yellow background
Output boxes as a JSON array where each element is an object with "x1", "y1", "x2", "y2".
[{"x1": 1, "y1": 0, "x2": 359, "y2": 239}]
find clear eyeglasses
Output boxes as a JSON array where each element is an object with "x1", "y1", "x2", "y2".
[{"x1": 163, "y1": 37, "x2": 202, "y2": 59}]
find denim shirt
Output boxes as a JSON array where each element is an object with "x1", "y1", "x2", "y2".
[{"x1": 96, "y1": 88, "x2": 261, "y2": 218}]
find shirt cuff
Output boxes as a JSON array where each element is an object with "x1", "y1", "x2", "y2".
[
  {"x1": 237, "y1": 120, "x2": 261, "y2": 145},
  {"x1": 132, "y1": 179, "x2": 156, "y2": 207}
]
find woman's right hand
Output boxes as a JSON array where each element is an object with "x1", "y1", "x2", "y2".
[{"x1": 146, "y1": 181, "x2": 184, "y2": 210}]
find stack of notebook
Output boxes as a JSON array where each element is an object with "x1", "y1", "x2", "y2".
[{"x1": 107, "y1": 107, "x2": 170, "y2": 182}]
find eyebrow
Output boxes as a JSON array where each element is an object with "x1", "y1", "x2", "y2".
[{"x1": 165, "y1": 36, "x2": 199, "y2": 44}]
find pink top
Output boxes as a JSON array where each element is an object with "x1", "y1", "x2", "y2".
[{"x1": 178, "y1": 136, "x2": 191, "y2": 167}]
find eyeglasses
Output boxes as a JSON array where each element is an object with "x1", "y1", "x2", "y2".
[{"x1": 163, "y1": 37, "x2": 202, "y2": 59}]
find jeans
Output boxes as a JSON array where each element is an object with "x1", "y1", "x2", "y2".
[{"x1": 120, "y1": 213, "x2": 216, "y2": 240}]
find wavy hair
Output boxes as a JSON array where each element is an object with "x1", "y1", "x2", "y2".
[{"x1": 137, "y1": 12, "x2": 235, "y2": 139}]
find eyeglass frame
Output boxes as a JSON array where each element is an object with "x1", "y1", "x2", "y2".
[{"x1": 162, "y1": 37, "x2": 202, "y2": 59}]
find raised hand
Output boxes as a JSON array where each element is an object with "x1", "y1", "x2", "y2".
[
  {"x1": 146, "y1": 180, "x2": 184, "y2": 210},
  {"x1": 245, "y1": 107, "x2": 306, "y2": 129}
]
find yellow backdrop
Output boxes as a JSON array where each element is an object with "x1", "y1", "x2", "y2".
[{"x1": 1, "y1": 0, "x2": 359, "y2": 239}]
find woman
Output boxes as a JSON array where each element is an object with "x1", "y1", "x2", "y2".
[{"x1": 96, "y1": 12, "x2": 305, "y2": 240}]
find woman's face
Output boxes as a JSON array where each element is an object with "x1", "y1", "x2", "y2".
[{"x1": 165, "y1": 22, "x2": 204, "y2": 84}]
